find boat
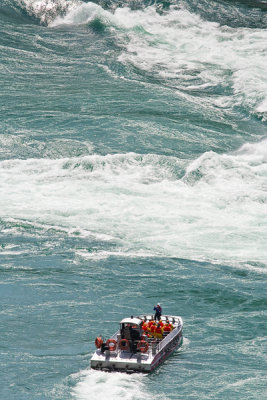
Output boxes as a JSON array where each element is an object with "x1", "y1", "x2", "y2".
[{"x1": 90, "y1": 314, "x2": 183, "y2": 373}]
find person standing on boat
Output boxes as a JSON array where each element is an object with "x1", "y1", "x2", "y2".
[{"x1": 154, "y1": 303, "x2": 162, "y2": 321}]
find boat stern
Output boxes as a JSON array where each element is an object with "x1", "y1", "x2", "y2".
[{"x1": 91, "y1": 349, "x2": 152, "y2": 373}]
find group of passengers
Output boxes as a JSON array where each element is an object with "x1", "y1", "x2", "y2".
[
  {"x1": 141, "y1": 303, "x2": 174, "y2": 340},
  {"x1": 120, "y1": 303, "x2": 174, "y2": 350},
  {"x1": 142, "y1": 318, "x2": 174, "y2": 339}
]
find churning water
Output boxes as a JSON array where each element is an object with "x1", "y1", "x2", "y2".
[{"x1": 1, "y1": 0, "x2": 266, "y2": 399}]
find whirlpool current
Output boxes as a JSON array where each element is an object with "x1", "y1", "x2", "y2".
[{"x1": 0, "y1": 0, "x2": 267, "y2": 399}]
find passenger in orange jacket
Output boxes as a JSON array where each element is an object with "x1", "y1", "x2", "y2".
[
  {"x1": 150, "y1": 323, "x2": 156, "y2": 335},
  {"x1": 164, "y1": 320, "x2": 174, "y2": 332},
  {"x1": 163, "y1": 323, "x2": 172, "y2": 333},
  {"x1": 142, "y1": 322, "x2": 148, "y2": 332},
  {"x1": 154, "y1": 323, "x2": 163, "y2": 339},
  {"x1": 148, "y1": 320, "x2": 154, "y2": 328}
]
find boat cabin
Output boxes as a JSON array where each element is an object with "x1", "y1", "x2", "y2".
[{"x1": 120, "y1": 317, "x2": 142, "y2": 341}]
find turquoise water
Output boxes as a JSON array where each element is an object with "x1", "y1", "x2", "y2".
[{"x1": 1, "y1": 0, "x2": 267, "y2": 399}]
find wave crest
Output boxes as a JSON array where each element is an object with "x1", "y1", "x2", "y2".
[
  {"x1": 16, "y1": 0, "x2": 81, "y2": 25},
  {"x1": 0, "y1": 144, "x2": 266, "y2": 265}
]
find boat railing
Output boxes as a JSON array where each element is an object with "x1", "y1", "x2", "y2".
[{"x1": 110, "y1": 316, "x2": 182, "y2": 353}]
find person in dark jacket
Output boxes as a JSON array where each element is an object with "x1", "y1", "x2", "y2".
[
  {"x1": 153, "y1": 303, "x2": 162, "y2": 321},
  {"x1": 130, "y1": 326, "x2": 140, "y2": 353}
]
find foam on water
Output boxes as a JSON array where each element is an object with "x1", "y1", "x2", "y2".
[
  {"x1": 113, "y1": 5, "x2": 267, "y2": 117},
  {"x1": 50, "y1": 1, "x2": 113, "y2": 27},
  {"x1": 71, "y1": 369, "x2": 168, "y2": 400},
  {"x1": 17, "y1": 0, "x2": 81, "y2": 24},
  {"x1": 2, "y1": 2, "x2": 266, "y2": 399},
  {"x1": 256, "y1": 98, "x2": 267, "y2": 121},
  {"x1": 1, "y1": 141, "x2": 266, "y2": 266},
  {"x1": 15, "y1": 1, "x2": 267, "y2": 118},
  {"x1": 75, "y1": 249, "x2": 154, "y2": 260}
]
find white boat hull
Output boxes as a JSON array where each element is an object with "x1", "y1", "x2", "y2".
[{"x1": 91, "y1": 315, "x2": 183, "y2": 373}]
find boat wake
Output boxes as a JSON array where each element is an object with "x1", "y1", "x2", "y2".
[{"x1": 71, "y1": 368, "x2": 168, "y2": 400}]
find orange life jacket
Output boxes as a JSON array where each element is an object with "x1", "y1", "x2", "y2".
[
  {"x1": 142, "y1": 323, "x2": 148, "y2": 331},
  {"x1": 155, "y1": 326, "x2": 163, "y2": 334},
  {"x1": 164, "y1": 323, "x2": 171, "y2": 332}
]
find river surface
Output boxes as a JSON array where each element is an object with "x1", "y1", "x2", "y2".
[{"x1": 1, "y1": 0, "x2": 267, "y2": 399}]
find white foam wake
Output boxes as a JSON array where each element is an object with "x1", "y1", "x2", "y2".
[
  {"x1": 71, "y1": 369, "x2": 167, "y2": 400},
  {"x1": 0, "y1": 141, "x2": 266, "y2": 265}
]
